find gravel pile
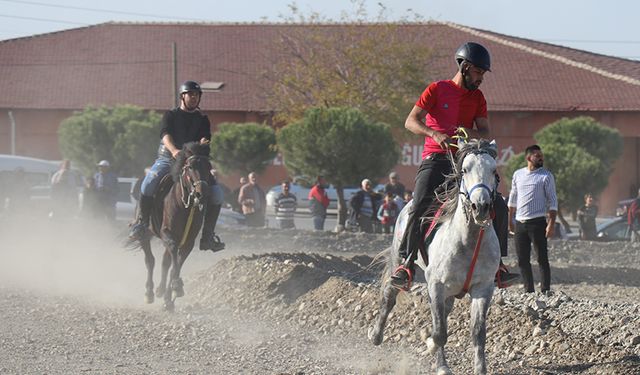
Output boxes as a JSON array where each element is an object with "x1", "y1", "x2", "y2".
[{"x1": 185, "y1": 244, "x2": 640, "y2": 374}]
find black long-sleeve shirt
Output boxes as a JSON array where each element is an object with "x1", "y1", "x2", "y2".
[{"x1": 160, "y1": 108, "x2": 211, "y2": 149}]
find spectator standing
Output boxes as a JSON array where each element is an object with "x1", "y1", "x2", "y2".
[
  {"x1": 403, "y1": 190, "x2": 413, "y2": 206},
  {"x1": 238, "y1": 172, "x2": 266, "y2": 227},
  {"x1": 577, "y1": 193, "x2": 598, "y2": 240},
  {"x1": 50, "y1": 159, "x2": 80, "y2": 219},
  {"x1": 349, "y1": 179, "x2": 379, "y2": 233},
  {"x1": 384, "y1": 172, "x2": 405, "y2": 199},
  {"x1": 377, "y1": 191, "x2": 399, "y2": 234},
  {"x1": 308, "y1": 176, "x2": 330, "y2": 231},
  {"x1": 627, "y1": 188, "x2": 640, "y2": 242},
  {"x1": 274, "y1": 180, "x2": 297, "y2": 229},
  {"x1": 230, "y1": 176, "x2": 247, "y2": 213},
  {"x1": 508, "y1": 144, "x2": 558, "y2": 295},
  {"x1": 94, "y1": 160, "x2": 119, "y2": 221}
]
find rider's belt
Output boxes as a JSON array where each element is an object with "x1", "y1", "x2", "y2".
[
  {"x1": 517, "y1": 217, "x2": 546, "y2": 224},
  {"x1": 424, "y1": 153, "x2": 448, "y2": 161},
  {"x1": 157, "y1": 143, "x2": 173, "y2": 159}
]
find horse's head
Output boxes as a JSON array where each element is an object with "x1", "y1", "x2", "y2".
[
  {"x1": 456, "y1": 140, "x2": 498, "y2": 227},
  {"x1": 171, "y1": 142, "x2": 212, "y2": 209}
]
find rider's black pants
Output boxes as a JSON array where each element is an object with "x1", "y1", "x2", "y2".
[
  {"x1": 401, "y1": 154, "x2": 509, "y2": 261},
  {"x1": 400, "y1": 155, "x2": 451, "y2": 261}
]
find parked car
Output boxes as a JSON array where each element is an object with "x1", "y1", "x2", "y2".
[
  {"x1": 1, "y1": 154, "x2": 83, "y2": 215},
  {"x1": 115, "y1": 177, "x2": 138, "y2": 222},
  {"x1": 567, "y1": 216, "x2": 631, "y2": 241},
  {"x1": 265, "y1": 182, "x2": 360, "y2": 213}
]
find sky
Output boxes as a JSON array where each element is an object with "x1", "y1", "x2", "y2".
[{"x1": 0, "y1": 0, "x2": 639, "y2": 61}]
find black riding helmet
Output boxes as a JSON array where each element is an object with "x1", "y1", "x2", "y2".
[
  {"x1": 455, "y1": 42, "x2": 491, "y2": 72},
  {"x1": 179, "y1": 80, "x2": 202, "y2": 95},
  {"x1": 179, "y1": 80, "x2": 202, "y2": 111}
]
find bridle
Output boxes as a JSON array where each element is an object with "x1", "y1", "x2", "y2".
[
  {"x1": 459, "y1": 166, "x2": 497, "y2": 228},
  {"x1": 179, "y1": 155, "x2": 209, "y2": 210},
  {"x1": 446, "y1": 137, "x2": 497, "y2": 228}
]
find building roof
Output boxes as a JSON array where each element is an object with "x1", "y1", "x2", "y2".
[{"x1": 1, "y1": 21, "x2": 640, "y2": 112}]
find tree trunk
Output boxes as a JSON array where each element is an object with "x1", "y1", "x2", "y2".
[{"x1": 335, "y1": 186, "x2": 348, "y2": 232}]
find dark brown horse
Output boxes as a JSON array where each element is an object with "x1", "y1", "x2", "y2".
[{"x1": 131, "y1": 142, "x2": 212, "y2": 311}]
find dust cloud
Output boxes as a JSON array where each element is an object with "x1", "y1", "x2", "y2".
[{"x1": 0, "y1": 214, "x2": 153, "y2": 307}]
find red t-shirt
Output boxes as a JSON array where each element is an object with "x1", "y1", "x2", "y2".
[{"x1": 415, "y1": 80, "x2": 488, "y2": 159}]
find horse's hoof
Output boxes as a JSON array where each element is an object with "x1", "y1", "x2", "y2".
[
  {"x1": 171, "y1": 279, "x2": 184, "y2": 298},
  {"x1": 144, "y1": 292, "x2": 154, "y2": 304},
  {"x1": 368, "y1": 327, "x2": 383, "y2": 346},
  {"x1": 155, "y1": 286, "x2": 166, "y2": 298},
  {"x1": 426, "y1": 337, "x2": 438, "y2": 354},
  {"x1": 163, "y1": 301, "x2": 175, "y2": 312},
  {"x1": 172, "y1": 288, "x2": 184, "y2": 300},
  {"x1": 436, "y1": 367, "x2": 453, "y2": 375}
]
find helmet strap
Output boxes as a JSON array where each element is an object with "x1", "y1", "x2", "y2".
[{"x1": 180, "y1": 93, "x2": 201, "y2": 112}]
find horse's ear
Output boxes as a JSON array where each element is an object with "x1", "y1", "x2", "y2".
[
  {"x1": 489, "y1": 140, "x2": 498, "y2": 153},
  {"x1": 489, "y1": 139, "x2": 498, "y2": 158}
]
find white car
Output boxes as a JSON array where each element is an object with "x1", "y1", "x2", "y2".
[{"x1": 265, "y1": 183, "x2": 360, "y2": 213}]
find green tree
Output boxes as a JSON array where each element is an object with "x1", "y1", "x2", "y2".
[
  {"x1": 58, "y1": 105, "x2": 161, "y2": 177},
  {"x1": 277, "y1": 107, "x2": 400, "y2": 228},
  {"x1": 535, "y1": 116, "x2": 622, "y2": 169},
  {"x1": 504, "y1": 116, "x2": 622, "y2": 214},
  {"x1": 263, "y1": 3, "x2": 435, "y2": 128},
  {"x1": 210, "y1": 122, "x2": 277, "y2": 175}
]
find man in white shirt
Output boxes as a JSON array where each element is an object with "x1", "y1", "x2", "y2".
[{"x1": 508, "y1": 144, "x2": 558, "y2": 295}]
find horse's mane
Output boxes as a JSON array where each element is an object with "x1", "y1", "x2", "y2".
[
  {"x1": 432, "y1": 139, "x2": 497, "y2": 223},
  {"x1": 170, "y1": 142, "x2": 211, "y2": 182}
]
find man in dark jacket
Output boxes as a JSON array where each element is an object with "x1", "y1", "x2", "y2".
[{"x1": 349, "y1": 179, "x2": 381, "y2": 233}]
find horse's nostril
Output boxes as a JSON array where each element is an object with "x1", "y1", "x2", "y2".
[{"x1": 471, "y1": 203, "x2": 477, "y2": 211}]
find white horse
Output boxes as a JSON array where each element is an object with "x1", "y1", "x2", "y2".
[{"x1": 369, "y1": 139, "x2": 501, "y2": 375}]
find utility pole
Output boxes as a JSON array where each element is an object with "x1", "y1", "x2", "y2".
[
  {"x1": 8, "y1": 110, "x2": 16, "y2": 155},
  {"x1": 172, "y1": 42, "x2": 178, "y2": 108}
]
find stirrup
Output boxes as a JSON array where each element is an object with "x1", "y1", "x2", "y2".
[
  {"x1": 390, "y1": 265, "x2": 413, "y2": 291},
  {"x1": 495, "y1": 265, "x2": 520, "y2": 289}
]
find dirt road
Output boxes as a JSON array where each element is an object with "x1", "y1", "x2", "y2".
[{"x1": 1, "y1": 218, "x2": 639, "y2": 374}]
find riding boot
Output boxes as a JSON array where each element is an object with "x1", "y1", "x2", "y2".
[
  {"x1": 391, "y1": 217, "x2": 420, "y2": 290},
  {"x1": 495, "y1": 259, "x2": 520, "y2": 288},
  {"x1": 200, "y1": 203, "x2": 225, "y2": 252},
  {"x1": 129, "y1": 194, "x2": 153, "y2": 240}
]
